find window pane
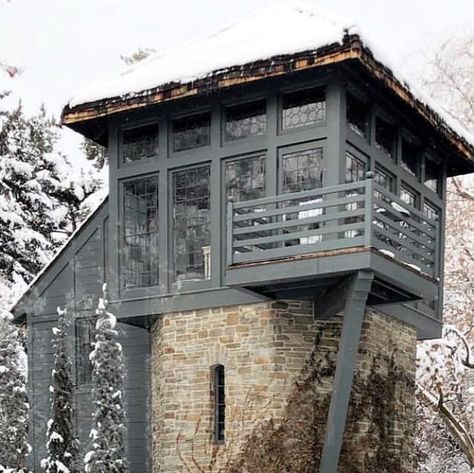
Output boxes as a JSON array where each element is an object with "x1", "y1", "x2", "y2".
[
  {"x1": 225, "y1": 155, "x2": 265, "y2": 202},
  {"x1": 400, "y1": 184, "x2": 418, "y2": 208},
  {"x1": 173, "y1": 165, "x2": 211, "y2": 281},
  {"x1": 75, "y1": 318, "x2": 96, "y2": 385},
  {"x1": 375, "y1": 118, "x2": 395, "y2": 159},
  {"x1": 401, "y1": 140, "x2": 421, "y2": 178},
  {"x1": 172, "y1": 113, "x2": 211, "y2": 152},
  {"x1": 225, "y1": 101, "x2": 266, "y2": 141},
  {"x1": 281, "y1": 147, "x2": 323, "y2": 193},
  {"x1": 122, "y1": 175, "x2": 159, "y2": 290},
  {"x1": 347, "y1": 94, "x2": 369, "y2": 138},
  {"x1": 424, "y1": 159, "x2": 441, "y2": 195},
  {"x1": 345, "y1": 152, "x2": 366, "y2": 183},
  {"x1": 282, "y1": 88, "x2": 326, "y2": 131},
  {"x1": 424, "y1": 201, "x2": 439, "y2": 221},
  {"x1": 122, "y1": 124, "x2": 158, "y2": 163},
  {"x1": 374, "y1": 166, "x2": 395, "y2": 193}
]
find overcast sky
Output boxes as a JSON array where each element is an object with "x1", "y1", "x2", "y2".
[{"x1": 1, "y1": 0, "x2": 473, "y2": 161}]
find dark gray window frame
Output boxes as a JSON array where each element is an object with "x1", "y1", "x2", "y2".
[{"x1": 118, "y1": 121, "x2": 159, "y2": 168}]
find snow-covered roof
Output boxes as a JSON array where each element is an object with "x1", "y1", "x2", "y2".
[
  {"x1": 67, "y1": 1, "x2": 353, "y2": 108},
  {"x1": 63, "y1": 0, "x2": 474, "y2": 160}
]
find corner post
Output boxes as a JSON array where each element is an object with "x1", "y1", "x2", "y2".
[{"x1": 318, "y1": 270, "x2": 374, "y2": 473}]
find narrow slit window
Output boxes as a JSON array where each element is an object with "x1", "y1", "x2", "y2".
[
  {"x1": 122, "y1": 175, "x2": 159, "y2": 290},
  {"x1": 122, "y1": 124, "x2": 158, "y2": 163},
  {"x1": 401, "y1": 139, "x2": 421, "y2": 178},
  {"x1": 375, "y1": 117, "x2": 395, "y2": 159},
  {"x1": 75, "y1": 318, "x2": 96, "y2": 385},
  {"x1": 281, "y1": 88, "x2": 326, "y2": 130},
  {"x1": 347, "y1": 94, "x2": 369, "y2": 138},
  {"x1": 225, "y1": 101, "x2": 267, "y2": 141},
  {"x1": 172, "y1": 113, "x2": 211, "y2": 152},
  {"x1": 213, "y1": 365, "x2": 225, "y2": 443}
]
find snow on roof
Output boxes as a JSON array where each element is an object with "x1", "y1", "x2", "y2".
[
  {"x1": 65, "y1": 1, "x2": 474, "y2": 150},
  {"x1": 67, "y1": 1, "x2": 355, "y2": 108}
]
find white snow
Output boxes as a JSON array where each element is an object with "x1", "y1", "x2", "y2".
[
  {"x1": 379, "y1": 249, "x2": 395, "y2": 259},
  {"x1": 65, "y1": 0, "x2": 474, "y2": 149},
  {"x1": 391, "y1": 201, "x2": 411, "y2": 215},
  {"x1": 68, "y1": 1, "x2": 354, "y2": 107}
]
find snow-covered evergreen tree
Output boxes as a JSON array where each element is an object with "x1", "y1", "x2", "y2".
[
  {"x1": 0, "y1": 318, "x2": 29, "y2": 473},
  {"x1": 40, "y1": 307, "x2": 78, "y2": 473},
  {"x1": 0, "y1": 100, "x2": 101, "y2": 285},
  {"x1": 85, "y1": 285, "x2": 128, "y2": 473}
]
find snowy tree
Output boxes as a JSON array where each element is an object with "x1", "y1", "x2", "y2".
[
  {"x1": 85, "y1": 285, "x2": 128, "y2": 473},
  {"x1": 0, "y1": 318, "x2": 29, "y2": 473},
  {"x1": 0, "y1": 100, "x2": 101, "y2": 285},
  {"x1": 81, "y1": 138, "x2": 107, "y2": 171},
  {"x1": 40, "y1": 307, "x2": 78, "y2": 473},
  {"x1": 414, "y1": 30, "x2": 474, "y2": 472}
]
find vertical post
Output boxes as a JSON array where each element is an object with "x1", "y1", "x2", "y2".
[
  {"x1": 364, "y1": 172, "x2": 374, "y2": 247},
  {"x1": 318, "y1": 270, "x2": 374, "y2": 473},
  {"x1": 226, "y1": 197, "x2": 234, "y2": 266}
]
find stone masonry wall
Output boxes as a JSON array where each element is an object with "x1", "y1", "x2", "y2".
[{"x1": 150, "y1": 302, "x2": 416, "y2": 473}]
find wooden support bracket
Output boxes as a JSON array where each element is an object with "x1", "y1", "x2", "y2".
[{"x1": 318, "y1": 270, "x2": 374, "y2": 473}]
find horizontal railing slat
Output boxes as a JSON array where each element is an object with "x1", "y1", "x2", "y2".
[
  {"x1": 372, "y1": 197, "x2": 436, "y2": 238},
  {"x1": 233, "y1": 208, "x2": 366, "y2": 235},
  {"x1": 233, "y1": 222, "x2": 365, "y2": 248},
  {"x1": 233, "y1": 195, "x2": 366, "y2": 223},
  {"x1": 372, "y1": 225, "x2": 435, "y2": 262},
  {"x1": 373, "y1": 211, "x2": 436, "y2": 248},
  {"x1": 373, "y1": 183, "x2": 438, "y2": 229},
  {"x1": 374, "y1": 240, "x2": 433, "y2": 275},
  {"x1": 232, "y1": 237, "x2": 367, "y2": 264},
  {"x1": 232, "y1": 181, "x2": 367, "y2": 210}
]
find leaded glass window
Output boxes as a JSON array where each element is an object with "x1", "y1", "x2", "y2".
[
  {"x1": 281, "y1": 88, "x2": 326, "y2": 131},
  {"x1": 122, "y1": 175, "x2": 159, "y2": 290},
  {"x1": 375, "y1": 117, "x2": 395, "y2": 159},
  {"x1": 347, "y1": 94, "x2": 369, "y2": 138},
  {"x1": 401, "y1": 139, "x2": 421, "y2": 178},
  {"x1": 400, "y1": 184, "x2": 418, "y2": 208},
  {"x1": 76, "y1": 318, "x2": 96, "y2": 385},
  {"x1": 375, "y1": 166, "x2": 395, "y2": 193},
  {"x1": 424, "y1": 159, "x2": 441, "y2": 195},
  {"x1": 345, "y1": 152, "x2": 366, "y2": 184},
  {"x1": 122, "y1": 124, "x2": 158, "y2": 163},
  {"x1": 225, "y1": 155, "x2": 265, "y2": 202},
  {"x1": 172, "y1": 113, "x2": 211, "y2": 152},
  {"x1": 225, "y1": 101, "x2": 266, "y2": 141},
  {"x1": 281, "y1": 147, "x2": 323, "y2": 193},
  {"x1": 213, "y1": 365, "x2": 225, "y2": 443},
  {"x1": 173, "y1": 165, "x2": 211, "y2": 281}
]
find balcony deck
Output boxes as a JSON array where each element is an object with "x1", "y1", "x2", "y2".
[{"x1": 225, "y1": 178, "x2": 440, "y2": 307}]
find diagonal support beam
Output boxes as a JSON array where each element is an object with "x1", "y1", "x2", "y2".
[{"x1": 318, "y1": 270, "x2": 374, "y2": 473}]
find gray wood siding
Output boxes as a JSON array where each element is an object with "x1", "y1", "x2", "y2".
[{"x1": 28, "y1": 203, "x2": 150, "y2": 473}]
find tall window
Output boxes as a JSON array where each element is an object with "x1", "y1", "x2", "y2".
[
  {"x1": 225, "y1": 155, "x2": 266, "y2": 202},
  {"x1": 225, "y1": 101, "x2": 267, "y2": 141},
  {"x1": 281, "y1": 88, "x2": 326, "y2": 131},
  {"x1": 424, "y1": 159, "x2": 441, "y2": 195},
  {"x1": 347, "y1": 94, "x2": 369, "y2": 138},
  {"x1": 122, "y1": 123, "x2": 158, "y2": 164},
  {"x1": 173, "y1": 165, "x2": 211, "y2": 281},
  {"x1": 345, "y1": 152, "x2": 366, "y2": 184},
  {"x1": 375, "y1": 117, "x2": 395, "y2": 159},
  {"x1": 401, "y1": 139, "x2": 421, "y2": 178},
  {"x1": 75, "y1": 318, "x2": 96, "y2": 385},
  {"x1": 122, "y1": 175, "x2": 159, "y2": 290},
  {"x1": 400, "y1": 184, "x2": 418, "y2": 208},
  {"x1": 213, "y1": 365, "x2": 225, "y2": 443}
]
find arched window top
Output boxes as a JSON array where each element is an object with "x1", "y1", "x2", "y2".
[{"x1": 212, "y1": 364, "x2": 225, "y2": 443}]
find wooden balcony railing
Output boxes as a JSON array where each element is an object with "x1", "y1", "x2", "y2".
[{"x1": 227, "y1": 178, "x2": 440, "y2": 278}]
